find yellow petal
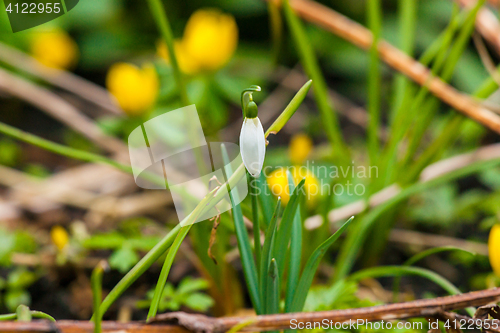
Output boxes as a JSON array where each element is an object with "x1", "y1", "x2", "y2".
[
  {"x1": 267, "y1": 166, "x2": 320, "y2": 207},
  {"x1": 157, "y1": 39, "x2": 169, "y2": 61},
  {"x1": 289, "y1": 134, "x2": 313, "y2": 165},
  {"x1": 106, "y1": 63, "x2": 159, "y2": 116},
  {"x1": 489, "y1": 224, "x2": 500, "y2": 277},
  {"x1": 292, "y1": 166, "x2": 320, "y2": 207},
  {"x1": 267, "y1": 167, "x2": 290, "y2": 205},
  {"x1": 31, "y1": 29, "x2": 79, "y2": 69},
  {"x1": 51, "y1": 226, "x2": 69, "y2": 251},
  {"x1": 157, "y1": 39, "x2": 200, "y2": 75},
  {"x1": 182, "y1": 9, "x2": 238, "y2": 72}
]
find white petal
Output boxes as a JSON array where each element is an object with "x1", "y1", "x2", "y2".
[{"x1": 239, "y1": 117, "x2": 266, "y2": 177}]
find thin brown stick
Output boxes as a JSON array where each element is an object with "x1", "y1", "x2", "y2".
[
  {"x1": 0, "y1": 65, "x2": 209, "y2": 193},
  {"x1": 152, "y1": 288, "x2": 500, "y2": 332},
  {"x1": 10, "y1": 253, "x2": 102, "y2": 269},
  {"x1": 285, "y1": 0, "x2": 500, "y2": 134},
  {"x1": 0, "y1": 68, "x2": 206, "y2": 201},
  {"x1": 1, "y1": 289, "x2": 498, "y2": 333},
  {"x1": 0, "y1": 42, "x2": 121, "y2": 115},
  {"x1": 420, "y1": 142, "x2": 500, "y2": 181},
  {"x1": 307, "y1": 142, "x2": 500, "y2": 225},
  {"x1": 0, "y1": 321, "x2": 190, "y2": 333},
  {"x1": 0, "y1": 67, "x2": 126, "y2": 155},
  {"x1": 473, "y1": 33, "x2": 500, "y2": 87},
  {"x1": 0, "y1": 162, "x2": 172, "y2": 222},
  {"x1": 388, "y1": 229, "x2": 489, "y2": 256}
]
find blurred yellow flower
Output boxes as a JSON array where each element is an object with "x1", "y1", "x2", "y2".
[
  {"x1": 267, "y1": 166, "x2": 319, "y2": 206},
  {"x1": 158, "y1": 9, "x2": 238, "y2": 74},
  {"x1": 51, "y1": 225, "x2": 69, "y2": 251},
  {"x1": 289, "y1": 133, "x2": 313, "y2": 165},
  {"x1": 157, "y1": 40, "x2": 200, "y2": 75},
  {"x1": 31, "y1": 30, "x2": 79, "y2": 69},
  {"x1": 489, "y1": 224, "x2": 500, "y2": 277},
  {"x1": 183, "y1": 9, "x2": 238, "y2": 71},
  {"x1": 106, "y1": 63, "x2": 159, "y2": 116}
]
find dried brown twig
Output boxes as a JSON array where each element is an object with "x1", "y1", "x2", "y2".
[
  {"x1": 283, "y1": 0, "x2": 500, "y2": 134},
  {"x1": 388, "y1": 228, "x2": 489, "y2": 256},
  {"x1": 1, "y1": 289, "x2": 499, "y2": 333},
  {"x1": 0, "y1": 67, "x2": 126, "y2": 155},
  {"x1": 0, "y1": 42, "x2": 121, "y2": 115},
  {"x1": 206, "y1": 288, "x2": 500, "y2": 333},
  {"x1": 302, "y1": 142, "x2": 500, "y2": 227}
]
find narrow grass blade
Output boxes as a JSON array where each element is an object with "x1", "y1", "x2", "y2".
[
  {"x1": 380, "y1": 4, "x2": 461, "y2": 189},
  {"x1": 266, "y1": 258, "x2": 280, "y2": 316},
  {"x1": 91, "y1": 261, "x2": 108, "y2": 333},
  {"x1": 334, "y1": 156, "x2": 500, "y2": 282},
  {"x1": 0, "y1": 121, "x2": 166, "y2": 186},
  {"x1": 349, "y1": 265, "x2": 475, "y2": 316},
  {"x1": 285, "y1": 173, "x2": 302, "y2": 311},
  {"x1": 29, "y1": 311, "x2": 56, "y2": 322},
  {"x1": 260, "y1": 198, "x2": 282, "y2": 312},
  {"x1": 476, "y1": 69, "x2": 500, "y2": 97},
  {"x1": 282, "y1": 0, "x2": 348, "y2": 164},
  {"x1": 148, "y1": 224, "x2": 192, "y2": 320},
  {"x1": 248, "y1": 173, "x2": 261, "y2": 271},
  {"x1": 390, "y1": 0, "x2": 417, "y2": 121},
  {"x1": 418, "y1": 5, "x2": 463, "y2": 66},
  {"x1": 257, "y1": 172, "x2": 276, "y2": 228},
  {"x1": 268, "y1": 0, "x2": 283, "y2": 64},
  {"x1": 403, "y1": 114, "x2": 463, "y2": 184},
  {"x1": 285, "y1": 208, "x2": 302, "y2": 309},
  {"x1": 401, "y1": 0, "x2": 485, "y2": 167},
  {"x1": 221, "y1": 144, "x2": 262, "y2": 314},
  {"x1": 0, "y1": 314, "x2": 17, "y2": 321},
  {"x1": 290, "y1": 217, "x2": 353, "y2": 312},
  {"x1": 96, "y1": 223, "x2": 181, "y2": 319},
  {"x1": 407, "y1": 246, "x2": 475, "y2": 267},
  {"x1": 393, "y1": 246, "x2": 476, "y2": 302},
  {"x1": 405, "y1": 55, "x2": 500, "y2": 184},
  {"x1": 368, "y1": 0, "x2": 485, "y2": 260},
  {"x1": 440, "y1": 0, "x2": 485, "y2": 81},
  {"x1": 367, "y1": 0, "x2": 382, "y2": 163},
  {"x1": 265, "y1": 79, "x2": 312, "y2": 137},
  {"x1": 98, "y1": 153, "x2": 248, "y2": 319},
  {"x1": 146, "y1": 0, "x2": 188, "y2": 105},
  {"x1": 0, "y1": 310, "x2": 55, "y2": 322},
  {"x1": 273, "y1": 178, "x2": 305, "y2": 277}
]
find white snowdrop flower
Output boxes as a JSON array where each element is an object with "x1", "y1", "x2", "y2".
[
  {"x1": 240, "y1": 115, "x2": 266, "y2": 177},
  {"x1": 239, "y1": 87, "x2": 265, "y2": 177}
]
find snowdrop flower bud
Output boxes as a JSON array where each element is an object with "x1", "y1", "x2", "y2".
[{"x1": 240, "y1": 87, "x2": 266, "y2": 177}]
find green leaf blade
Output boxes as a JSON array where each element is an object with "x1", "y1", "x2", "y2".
[
  {"x1": 285, "y1": 172, "x2": 302, "y2": 312},
  {"x1": 273, "y1": 178, "x2": 305, "y2": 278},
  {"x1": 290, "y1": 216, "x2": 354, "y2": 312},
  {"x1": 260, "y1": 198, "x2": 282, "y2": 313},
  {"x1": 221, "y1": 144, "x2": 262, "y2": 314}
]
